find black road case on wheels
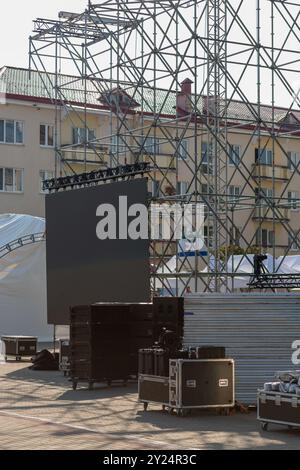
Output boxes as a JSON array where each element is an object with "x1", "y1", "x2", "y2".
[
  {"x1": 258, "y1": 390, "x2": 300, "y2": 431},
  {"x1": 1, "y1": 336, "x2": 37, "y2": 361},
  {"x1": 139, "y1": 358, "x2": 235, "y2": 416}
]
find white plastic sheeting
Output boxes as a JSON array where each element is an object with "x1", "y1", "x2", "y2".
[
  {"x1": 159, "y1": 253, "x2": 300, "y2": 291},
  {"x1": 0, "y1": 214, "x2": 52, "y2": 341}
]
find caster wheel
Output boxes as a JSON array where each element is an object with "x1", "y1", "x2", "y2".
[
  {"x1": 4, "y1": 357, "x2": 7, "y2": 362},
  {"x1": 168, "y1": 407, "x2": 174, "y2": 416},
  {"x1": 261, "y1": 422, "x2": 268, "y2": 431},
  {"x1": 72, "y1": 381, "x2": 78, "y2": 391},
  {"x1": 143, "y1": 402, "x2": 148, "y2": 411},
  {"x1": 162, "y1": 405, "x2": 166, "y2": 412}
]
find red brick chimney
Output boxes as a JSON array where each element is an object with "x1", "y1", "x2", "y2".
[{"x1": 177, "y1": 78, "x2": 193, "y2": 115}]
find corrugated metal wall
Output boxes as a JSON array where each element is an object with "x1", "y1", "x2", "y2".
[{"x1": 184, "y1": 293, "x2": 300, "y2": 405}]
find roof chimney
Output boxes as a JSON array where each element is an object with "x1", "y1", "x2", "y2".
[{"x1": 176, "y1": 78, "x2": 193, "y2": 115}]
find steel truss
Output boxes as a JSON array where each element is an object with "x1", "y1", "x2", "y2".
[
  {"x1": 29, "y1": 0, "x2": 300, "y2": 295},
  {"x1": 0, "y1": 233, "x2": 46, "y2": 260}
]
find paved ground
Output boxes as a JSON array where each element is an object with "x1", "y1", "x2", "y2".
[{"x1": 0, "y1": 360, "x2": 300, "y2": 450}]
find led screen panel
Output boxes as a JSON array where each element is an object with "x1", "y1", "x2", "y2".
[{"x1": 46, "y1": 178, "x2": 150, "y2": 324}]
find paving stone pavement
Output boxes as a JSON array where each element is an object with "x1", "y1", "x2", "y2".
[{"x1": 0, "y1": 361, "x2": 300, "y2": 450}]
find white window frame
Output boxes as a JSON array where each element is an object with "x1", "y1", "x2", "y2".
[
  {"x1": 288, "y1": 190, "x2": 299, "y2": 211},
  {"x1": 229, "y1": 145, "x2": 241, "y2": 166},
  {"x1": 177, "y1": 181, "x2": 189, "y2": 195},
  {"x1": 201, "y1": 142, "x2": 208, "y2": 164},
  {"x1": 0, "y1": 167, "x2": 24, "y2": 193},
  {"x1": 261, "y1": 187, "x2": 273, "y2": 205},
  {"x1": 152, "y1": 180, "x2": 161, "y2": 197},
  {"x1": 259, "y1": 228, "x2": 274, "y2": 247},
  {"x1": 229, "y1": 185, "x2": 240, "y2": 203},
  {"x1": 40, "y1": 124, "x2": 54, "y2": 148},
  {"x1": 0, "y1": 119, "x2": 24, "y2": 145},
  {"x1": 289, "y1": 231, "x2": 300, "y2": 252},
  {"x1": 257, "y1": 148, "x2": 273, "y2": 166},
  {"x1": 39, "y1": 170, "x2": 54, "y2": 194},
  {"x1": 111, "y1": 135, "x2": 126, "y2": 154},
  {"x1": 144, "y1": 136, "x2": 160, "y2": 155},
  {"x1": 72, "y1": 127, "x2": 96, "y2": 145},
  {"x1": 178, "y1": 139, "x2": 188, "y2": 160},
  {"x1": 287, "y1": 151, "x2": 299, "y2": 171},
  {"x1": 204, "y1": 225, "x2": 214, "y2": 248}
]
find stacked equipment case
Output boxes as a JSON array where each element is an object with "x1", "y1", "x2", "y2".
[
  {"x1": 138, "y1": 344, "x2": 234, "y2": 416},
  {"x1": 70, "y1": 298, "x2": 184, "y2": 390}
]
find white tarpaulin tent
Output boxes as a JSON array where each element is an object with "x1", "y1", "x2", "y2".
[
  {"x1": 157, "y1": 251, "x2": 300, "y2": 293},
  {"x1": 0, "y1": 214, "x2": 52, "y2": 341}
]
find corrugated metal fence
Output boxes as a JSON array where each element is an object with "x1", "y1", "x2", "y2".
[{"x1": 184, "y1": 293, "x2": 300, "y2": 405}]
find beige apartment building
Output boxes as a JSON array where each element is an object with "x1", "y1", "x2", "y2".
[{"x1": 0, "y1": 66, "x2": 299, "y2": 256}]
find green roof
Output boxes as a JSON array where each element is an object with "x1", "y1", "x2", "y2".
[
  {"x1": 0, "y1": 66, "x2": 177, "y2": 115},
  {"x1": 1, "y1": 66, "x2": 299, "y2": 125}
]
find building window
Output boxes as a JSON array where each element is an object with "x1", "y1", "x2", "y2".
[
  {"x1": 201, "y1": 142, "x2": 213, "y2": 174},
  {"x1": 40, "y1": 124, "x2": 54, "y2": 147},
  {"x1": 111, "y1": 135, "x2": 126, "y2": 154},
  {"x1": 178, "y1": 139, "x2": 188, "y2": 160},
  {"x1": 255, "y1": 148, "x2": 273, "y2": 166},
  {"x1": 288, "y1": 191, "x2": 299, "y2": 211},
  {"x1": 152, "y1": 180, "x2": 160, "y2": 197},
  {"x1": 255, "y1": 187, "x2": 273, "y2": 205},
  {"x1": 177, "y1": 181, "x2": 189, "y2": 195},
  {"x1": 229, "y1": 185, "x2": 240, "y2": 203},
  {"x1": 230, "y1": 226, "x2": 241, "y2": 245},
  {"x1": 201, "y1": 142, "x2": 208, "y2": 164},
  {"x1": 257, "y1": 228, "x2": 274, "y2": 247},
  {"x1": 0, "y1": 119, "x2": 24, "y2": 144},
  {"x1": 39, "y1": 170, "x2": 54, "y2": 193},
  {"x1": 143, "y1": 136, "x2": 160, "y2": 155},
  {"x1": 262, "y1": 188, "x2": 273, "y2": 205},
  {"x1": 204, "y1": 225, "x2": 214, "y2": 248},
  {"x1": 0, "y1": 167, "x2": 24, "y2": 192},
  {"x1": 287, "y1": 151, "x2": 299, "y2": 171},
  {"x1": 289, "y1": 231, "x2": 300, "y2": 251},
  {"x1": 72, "y1": 127, "x2": 95, "y2": 145},
  {"x1": 229, "y1": 145, "x2": 241, "y2": 166}
]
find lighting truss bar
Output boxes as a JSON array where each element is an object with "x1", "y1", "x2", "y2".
[
  {"x1": 43, "y1": 162, "x2": 151, "y2": 193},
  {"x1": 33, "y1": 18, "x2": 109, "y2": 40},
  {"x1": 248, "y1": 274, "x2": 300, "y2": 290},
  {"x1": 0, "y1": 233, "x2": 45, "y2": 260}
]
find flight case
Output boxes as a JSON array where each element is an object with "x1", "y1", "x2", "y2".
[
  {"x1": 139, "y1": 358, "x2": 235, "y2": 416},
  {"x1": 258, "y1": 390, "x2": 300, "y2": 431},
  {"x1": 1, "y1": 336, "x2": 37, "y2": 361}
]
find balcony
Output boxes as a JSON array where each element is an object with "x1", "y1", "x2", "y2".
[
  {"x1": 252, "y1": 206, "x2": 291, "y2": 222},
  {"x1": 252, "y1": 164, "x2": 289, "y2": 181},
  {"x1": 61, "y1": 146, "x2": 107, "y2": 165}
]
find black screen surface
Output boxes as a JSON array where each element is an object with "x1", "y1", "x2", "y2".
[{"x1": 46, "y1": 178, "x2": 150, "y2": 324}]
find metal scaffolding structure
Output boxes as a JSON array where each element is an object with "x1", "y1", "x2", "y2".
[{"x1": 29, "y1": 0, "x2": 300, "y2": 295}]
